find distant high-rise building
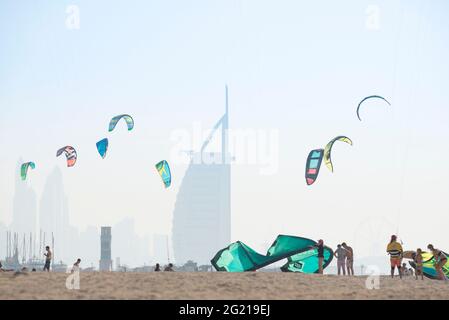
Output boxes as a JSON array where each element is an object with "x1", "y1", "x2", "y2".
[
  {"x1": 77, "y1": 226, "x2": 100, "y2": 268},
  {"x1": 39, "y1": 167, "x2": 70, "y2": 262},
  {"x1": 99, "y1": 226, "x2": 112, "y2": 271},
  {"x1": 112, "y1": 218, "x2": 151, "y2": 267},
  {"x1": 153, "y1": 234, "x2": 169, "y2": 264},
  {"x1": 11, "y1": 159, "x2": 37, "y2": 235},
  {"x1": 172, "y1": 87, "x2": 231, "y2": 265}
]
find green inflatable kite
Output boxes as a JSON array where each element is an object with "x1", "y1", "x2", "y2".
[
  {"x1": 405, "y1": 250, "x2": 449, "y2": 280},
  {"x1": 211, "y1": 235, "x2": 333, "y2": 273}
]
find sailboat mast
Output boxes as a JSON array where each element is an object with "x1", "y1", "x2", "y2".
[
  {"x1": 30, "y1": 233, "x2": 32, "y2": 261},
  {"x1": 22, "y1": 234, "x2": 26, "y2": 263},
  {"x1": 52, "y1": 232, "x2": 55, "y2": 265},
  {"x1": 166, "y1": 235, "x2": 170, "y2": 264},
  {"x1": 40, "y1": 229, "x2": 42, "y2": 257}
]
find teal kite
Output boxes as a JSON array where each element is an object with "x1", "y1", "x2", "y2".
[
  {"x1": 20, "y1": 162, "x2": 35, "y2": 181},
  {"x1": 96, "y1": 138, "x2": 109, "y2": 159},
  {"x1": 356, "y1": 95, "x2": 391, "y2": 121},
  {"x1": 155, "y1": 160, "x2": 171, "y2": 188},
  {"x1": 211, "y1": 235, "x2": 333, "y2": 273},
  {"x1": 109, "y1": 114, "x2": 134, "y2": 132}
]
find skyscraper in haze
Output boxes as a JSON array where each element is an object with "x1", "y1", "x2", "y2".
[
  {"x1": 11, "y1": 159, "x2": 37, "y2": 235},
  {"x1": 153, "y1": 234, "x2": 169, "y2": 265},
  {"x1": 39, "y1": 166, "x2": 70, "y2": 262},
  {"x1": 172, "y1": 88, "x2": 231, "y2": 265}
]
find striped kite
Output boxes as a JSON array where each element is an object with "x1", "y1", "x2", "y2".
[{"x1": 56, "y1": 146, "x2": 77, "y2": 167}]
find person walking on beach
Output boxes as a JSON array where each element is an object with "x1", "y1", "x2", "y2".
[
  {"x1": 387, "y1": 235, "x2": 403, "y2": 279},
  {"x1": 72, "y1": 259, "x2": 81, "y2": 273},
  {"x1": 414, "y1": 248, "x2": 424, "y2": 280},
  {"x1": 427, "y1": 244, "x2": 448, "y2": 281},
  {"x1": 342, "y1": 242, "x2": 354, "y2": 276},
  {"x1": 334, "y1": 244, "x2": 346, "y2": 275},
  {"x1": 43, "y1": 246, "x2": 52, "y2": 272},
  {"x1": 154, "y1": 263, "x2": 161, "y2": 272}
]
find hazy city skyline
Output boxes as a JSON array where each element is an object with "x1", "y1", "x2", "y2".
[{"x1": 1, "y1": 1, "x2": 449, "y2": 268}]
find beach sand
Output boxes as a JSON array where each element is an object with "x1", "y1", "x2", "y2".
[{"x1": 1, "y1": 272, "x2": 448, "y2": 300}]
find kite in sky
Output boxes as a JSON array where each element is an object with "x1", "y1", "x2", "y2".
[
  {"x1": 56, "y1": 146, "x2": 77, "y2": 167},
  {"x1": 356, "y1": 95, "x2": 391, "y2": 121},
  {"x1": 305, "y1": 149, "x2": 324, "y2": 186},
  {"x1": 108, "y1": 114, "x2": 134, "y2": 132},
  {"x1": 96, "y1": 138, "x2": 109, "y2": 159},
  {"x1": 211, "y1": 235, "x2": 333, "y2": 273},
  {"x1": 20, "y1": 162, "x2": 35, "y2": 181},
  {"x1": 155, "y1": 160, "x2": 171, "y2": 188},
  {"x1": 323, "y1": 136, "x2": 353, "y2": 172}
]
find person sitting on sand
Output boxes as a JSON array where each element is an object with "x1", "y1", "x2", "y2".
[
  {"x1": 164, "y1": 263, "x2": 174, "y2": 272},
  {"x1": 334, "y1": 244, "x2": 346, "y2": 276},
  {"x1": 154, "y1": 263, "x2": 161, "y2": 272},
  {"x1": 43, "y1": 246, "x2": 52, "y2": 272},
  {"x1": 387, "y1": 235, "x2": 403, "y2": 279},
  {"x1": 342, "y1": 242, "x2": 354, "y2": 276},
  {"x1": 414, "y1": 248, "x2": 424, "y2": 280},
  {"x1": 427, "y1": 244, "x2": 448, "y2": 281}
]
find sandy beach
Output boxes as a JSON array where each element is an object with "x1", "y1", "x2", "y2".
[{"x1": 1, "y1": 272, "x2": 448, "y2": 300}]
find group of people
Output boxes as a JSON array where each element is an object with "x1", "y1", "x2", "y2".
[
  {"x1": 315, "y1": 236, "x2": 447, "y2": 281},
  {"x1": 154, "y1": 263, "x2": 174, "y2": 272},
  {"x1": 334, "y1": 242, "x2": 354, "y2": 276},
  {"x1": 387, "y1": 235, "x2": 448, "y2": 281},
  {"x1": 313, "y1": 239, "x2": 354, "y2": 275},
  {"x1": 4, "y1": 239, "x2": 446, "y2": 279}
]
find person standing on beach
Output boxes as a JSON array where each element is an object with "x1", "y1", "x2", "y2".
[
  {"x1": 154, "y1": 263, "x2": 161, "y2": 272},
  {"x1": 342, "y1": 242, "x2": 354, "y2": 276},
  {"x1": 334, "y1": 244, "x2": 346, "y2": 275},
  {"x1": 387, "y1": 235, "x2": 403, "y2": 279},
  {"x1": 314, "y1": 239, "x2": 325, "y2": 274},
  {"x1": 43, "y1": 246, "x2": 52, "y2": 272},
  {"x1": 427, "y1": 244, "x2": 448, "y2": 281},
  {"x1": 414, "y1": 249, "x2": 424, "y2": 280}
]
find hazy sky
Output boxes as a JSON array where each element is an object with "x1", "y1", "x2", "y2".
[{"x1": 1, "y1": 0, "x2": 448, "y2": 259}]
